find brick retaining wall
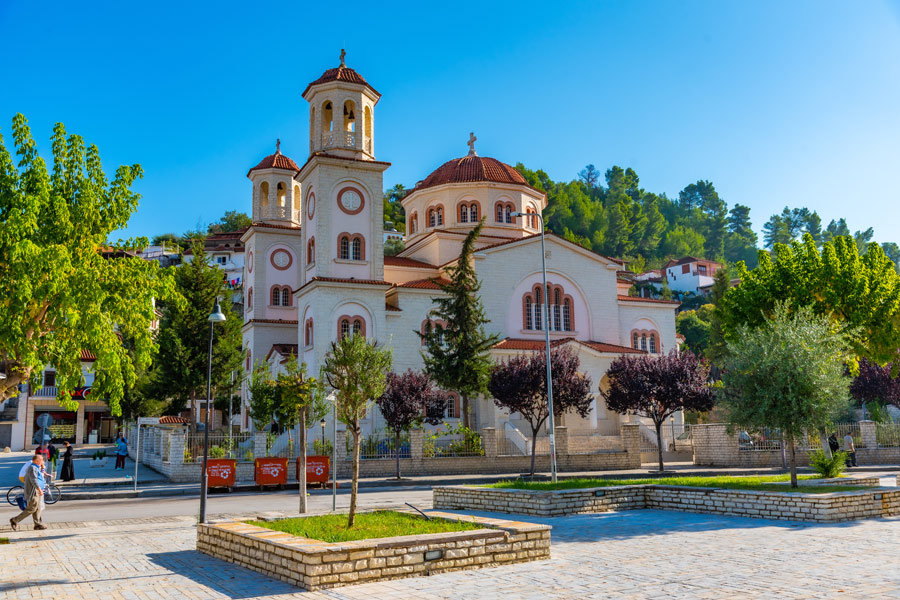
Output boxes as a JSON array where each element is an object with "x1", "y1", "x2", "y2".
[
  {"x1": 196, "y1": 512, "x2": 550, "y2": 591},
  {"x1": 433, "y1": 483, "x2": 900, "y2": 523}
]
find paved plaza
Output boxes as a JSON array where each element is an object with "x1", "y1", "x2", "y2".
[{"x1": 3, "y1": 506, "x2": 900, "y2": 599}]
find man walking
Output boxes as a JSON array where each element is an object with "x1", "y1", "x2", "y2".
[
  {"x1": 9, "y1": 454, "x2": 48, "y2": 531},
  {"x1": 842, "y1": 431, "x2": 857, "y2": 467}
]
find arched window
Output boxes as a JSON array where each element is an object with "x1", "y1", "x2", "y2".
[
  {"x1": 247, "y1": 287, "x2": 253, "y2": 311},
  {"x1": 322, "y1": 101, "x2": 333, "y2": 133},
  {"x1": 410, "y1": 213, "x2": 418, "y2": 234},
  {"x1": 305, "y1": 319, "x2": 314, "y2": 347},
  {"x1": 641, "y1": 334, "x2": 648, "y2": 351},
  {"x1": 351, "y1": 238, "x2": 362, "y2": 261},
  {"x1": 340, "y1": 318, "x2": 350, "y2": 338},
  {"x1": 364, "y1": 106, "x2": 373, "y2": 144},
  {"x1": 459, "y1": 204, "x2": 468, "y2": 223},
  {"x1": 504, "y1": 205, "x2": 512, "y2": 224},
  {"x1": 553, "y1": 289, "x2": 562, "y2": 331},
  {"x1": 436, "y1": 207, "x2": 444, "y2": 226},
  {"x1": 496, "y1": 203, "x2": 504, "y2": 223},
  {"x1": 524, "y1": 294, "x2": 534, "y2": 330},
  {"x1": 523, "y1": 283, "x2": 575, "y2": 331},
  {"x1": 428, "y1": 209, "x2": 436, "y2": 228},
  {"x1": 649, "y1": 334, "x2": 657, "y2": 353},
  {"x1": 340, "y1": 236, "x2": 350, "y2": 260},
  {"x1": 444, "y1": 392, "x2": 460, "y2": 419},
  {"x1": 470, "y1": 203, "x2": 478, "y2": 221},
  {"x1": 633, "y1": 332, "x2": 639, "y2": 349},
  {"x1": 338, "y1": 315, "x2": 367, "y2": 338},
  {"x1": 271, "y1": 287, "x2": 281, "y2": 306},
  {"x1": 307, "y1": 238, "x2": 315, "y2": 265},
  {"x1": 343, "y1": 100, "x2": 356, "y2": 132},
  {"x1": 563, "y1": 298, "x2": 572, "y2": 332},
  {"x1": 533, "y1": 286, "x2": 542, "y2": 330},
  {"x1": 282, "y1": 288, "x2": 291, "y2": 307},
  {"x1": 246, "y1": 348, "x2": 251, "y2": 371},
  {"x1": 259, "y1": 182, "x2": 269, "y2": 210},
  {"x1": 352, "y1": 319, "x2": 363, "y2": 335},
  {"x1": 277, "y1": 182, "x2": 286, "y2": 208}
]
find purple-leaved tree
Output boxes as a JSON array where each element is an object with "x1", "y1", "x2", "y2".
[
  {"x1": 850, "y1": 358, "x2": 900, "y2": 412},
  {"x1": 376, "y1": 370, "x2": 447, "y2": 479},
  {"x1": 488, "y1": 346, "x2": 593, "y2": 476},
  {"x1": 601, "y1": 349, "x2": 714, "y2": 472}
]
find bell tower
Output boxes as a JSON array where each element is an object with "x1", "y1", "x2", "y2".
[{"x1": 303, "y1": 49, "x2": 379, "y2": 161}]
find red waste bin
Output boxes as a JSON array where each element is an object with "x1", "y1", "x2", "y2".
[
  {"x1": 254, "y1": 457, "x2": 288, "y2": 489},
  {"x1": 298, "y1": 455, "x2": 330, "y2": 486},
  {"x1": 206, "y1": 459, "x2": 236, "y2": 490}
]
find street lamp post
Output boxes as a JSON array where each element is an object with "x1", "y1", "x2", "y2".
[
  {"x1": 511, "y1": 211, "x2": 557, "y2": 483},
  {"x1": 199, "y1": 297, "x2": 226, "y2": 524},
  {"x1": 320, "y1": 419, "x2": 326, "y2": 449}
]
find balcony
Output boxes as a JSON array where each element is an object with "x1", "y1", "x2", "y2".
[
  {"x1": 320, "y1": 131, "x2": 356, "y2": 150},
  {"x1": 32, "y1": 386, "x2": 58, "y2": 397}
]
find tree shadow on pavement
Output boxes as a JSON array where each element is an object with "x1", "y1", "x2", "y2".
[
  {"x1": 147, "y1": 550, "x2": 303, "y2": 598},
  {"x1": 0, "y1": 579, "x2": 69, "y2": 593}
]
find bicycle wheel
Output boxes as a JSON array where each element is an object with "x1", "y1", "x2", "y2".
[
  {"x1": 6, "y1": 486, "x2": 24, "y2": 506},
  {"x1": 44, "y1": 484, "x2": 61, "y2": 505}
]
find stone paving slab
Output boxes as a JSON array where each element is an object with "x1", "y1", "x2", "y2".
[{"x1": 3, "y1": 508, "x2": 900, "y2": 598}]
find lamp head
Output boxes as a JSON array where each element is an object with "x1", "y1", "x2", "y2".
[
  {"x1": 208, "y1": 298, "x2": 227, "y2": 322},
  {"x1": 320, "y1": 418, "x2": 327, "y2": 428},
  {"x1": 510, "y1": 211, "x2": 524, "y2": 217}
]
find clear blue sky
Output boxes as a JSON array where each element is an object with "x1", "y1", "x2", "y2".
[{"x1": 2, "y1": 1, "x2": 899, "y2": 245}]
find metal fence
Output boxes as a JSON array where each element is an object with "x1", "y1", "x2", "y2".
[
  {"x1": 734, "y1": 424, "x2": 863, "y2": 452},
  {"x1": 346, "y1": 432, "x2": 407, "y2": 460},
  {"x1": 497, "y1": 429, "x2": 548, "y2": 457},
  {"x1": 875, "y1": 423, "x2": 900, "y2": 447},
  {"x1": 184, "y1": 432, "x2": 254, "y2": 462},
  {"x1": 427, "y1": 436, "x2": 484, "y2": 458}
]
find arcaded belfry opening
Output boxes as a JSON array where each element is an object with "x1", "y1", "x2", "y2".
[
  {"x1": 259, "y1": 181, "x2": 269, "y2": 211},
  {"x1": 343, "y1": 100, "x2": 356, "y2": 132},
  {"x1": 322, "y1": 101, "x2": 333, "y2": 133},
  {"x1": 277, "y1": 182, "x2": 287, "y2": 208}
]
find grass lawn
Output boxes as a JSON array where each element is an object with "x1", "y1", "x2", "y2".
[
  {"x1": 484, "y1": 474, "x2": 866, "y2": 494},
  {"x1": 247, "y1": 510, "x2": 487, "y2": 543}
]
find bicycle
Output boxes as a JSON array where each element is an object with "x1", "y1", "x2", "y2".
[{"x1": 6, "y1": 477, "x2": 62, "y2": 507}]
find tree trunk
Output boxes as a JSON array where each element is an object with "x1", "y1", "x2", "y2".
[
  {"x1": 819, "y1": 427, "x2": 832, "y2": 459},
  {"x1": 395, "y1": 430, "x2": 402, "y2": 480},
  {"x1": 461, "y1": 393, "x2": 470, "y2": 430},
  {"x1": 348, "y1": 422, "x2": 360, "y2": 528},
  {"x1": 655, "y1": 421, "x2": 665, "y2": 473},
  {"x1": 529, "y1": 427, "x2": 539, "y2": 477},
  {"x1": 789, "y1": 436, "x2": 798, "y2": 488},
  {"x1": 299, "y1": 409, "x2": 307, "y2": 514}
]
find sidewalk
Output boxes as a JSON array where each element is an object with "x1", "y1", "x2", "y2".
[
  {"x1": 48, "y1": 461, "x2": 900, "y2": 501},
  {"x1": 0, "y1": 448, "x2": 165, "y2": 489}
]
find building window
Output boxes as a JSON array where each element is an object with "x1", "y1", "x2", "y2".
[
  {"x1": 522, "y1": 283, "x2": 574, "y2": 332},
  {"x1": 641, "y1": 334, "x2": 647, "y2": 351},
  {"x1": 282, "y1": 288, "x2": 291, "y2": 306},
  {"x1": 682, "y1": 264, "x2": 690, "y2": 274},
  {"x1": 470, "y1": 203, "x2": 478, "y2": 221},
  {"x1": 247, "y1": 287, "x2": 253, "y2": 311},
  {"x1": 307, "y1": 238, "x2": 315, "y2": 265},
  {"x1": 445, "y1": 393, "x2": 459, "y2": 419},
  {"x1": 698, "y1": 265, "x2": 707, "y2": 275},
  {"x1": 351, "y1": 238, "x2": 362, "y2": 261},
  {"x1": 420, "y1": 319, "x2": 447, "y2": 346},
  {"x1": 459, "y1": 204, "x2": 468, "y2": 223},
  {"x1": 246, "y1": 349, "x2": 251, "y2": 371},
  {"x1": 649, "y1": 334, "x2": 657, "y2": 353},
  {"x1": 216, "y1": 256, "x2": 227, "y2": 265},
  {"x1": 632, "y1": 332, "x2": 639, "y2": 349},
  {"x1": 271, "y1": 287, "x2": 281, "y2": 306},
  {"x1": 352, "y1": 319, "x2": 363, "y2": 335},
  {"x1": 338, "y1": 315, "x2": 366, "y2": 338},
  {"x1": 340, "y1": 318, "x2": 350, "y2": 338},
  {"x1": 44, "y1": 371, "x2": 56, "y2": 388},
  {"x1": 305, "y1": 319, "x2": 314, "y2": 347},
  {"x1": 339, "y1": 236, "x2": 350, "y2": 260}
]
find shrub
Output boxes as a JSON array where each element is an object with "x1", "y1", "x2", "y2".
[
  {"x1": 92, "y1": 450, "x2": 107, "y2": 460},
  {"x1": 809, "y1": 449, "x2": 847, "y2": 478},
  {"x1": 313, "y1": 438, "x2": 333, "y2": 456},
  {"x1": 209, "y1": 445, "x2": 226, "y2": 459},
  {"x1": 243, "y1": 449, "x2": 254, "y2": 462},
  {"x1": 183, "y1": 448, "x2": 192, "y2": 462}
]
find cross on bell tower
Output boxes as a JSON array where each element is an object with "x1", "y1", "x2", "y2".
[{"x1": 467, "y1": 132, "x2": 477, "y2": 157}]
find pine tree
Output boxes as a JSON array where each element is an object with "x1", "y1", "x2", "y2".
[{"x1": 420, "y1": 219, "x2": 500, "y2": 429}]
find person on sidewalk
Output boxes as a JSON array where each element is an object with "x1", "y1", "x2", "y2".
[
  {"x1": 114, "y1": 432, "x2": 128, "y2": 470},
  {"x1": 9, "y1": 454, "x2": 48, "y2": 531},
  {"x1": 842, "y1": 432, "x2": 857, "y2": 467},
  {"x1": 60, "y1": 441, "x2": 75, "y2": 481},
  {"x1": 828, "y1": 432, "x2": 840, "y2": 455}
]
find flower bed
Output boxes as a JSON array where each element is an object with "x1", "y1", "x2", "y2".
[
  {"x1": 196, "y1": 510, "x2": 550, "y2": 591},
  {"x1": 433, "y1": 478, "x2": 900, "y2": 523}
]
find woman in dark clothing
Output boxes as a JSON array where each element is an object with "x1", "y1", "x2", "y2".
[{"x1": 60, "y1": 441, "x2": 75, "y2": 481}]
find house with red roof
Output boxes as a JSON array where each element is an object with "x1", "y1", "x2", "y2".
[{"x1": 238, "y1": 52, "x2": 679, "y2": 448}]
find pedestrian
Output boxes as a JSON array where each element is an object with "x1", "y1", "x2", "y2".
[
  {"x1": 828, "y1": 432, "x2": 840, "y2": 455},
  {"x1": 114, "y1": 432, "x2": 128, "y2": 470},
  {"x1": 47, "y1": 441, "x2": 58, "y2": 476},
  {"x1": 9, "y1": 454, "x2": 48, "y2": 531},
  {"x1": 60, "y1": 441, "x2": 75, "y2": 482},
  {"x1": 270, "y1": 420, "x2": 280, "y2": 436},
  {"x1": 842, "y1": 431, "x2": 857, "y2": 467}
]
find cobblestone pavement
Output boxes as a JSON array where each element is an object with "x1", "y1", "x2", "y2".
[{"x1": 2, "y1": 508, "x2": 900, "y2": 599}]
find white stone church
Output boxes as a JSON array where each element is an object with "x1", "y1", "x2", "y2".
[{"x1": 240, "y1": 53, "x2": 678, "y2": 445}]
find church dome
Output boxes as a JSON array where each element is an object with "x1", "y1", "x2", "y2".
[
  {"x1": 302, "y1": 50, "x2": 380, "y2": 98},
  {"x1": 247, "y1": 142, "x2": 300, "y2": 177},
  {"x1": 414, "y1": 154, "x2": 528, "y2": 193}
]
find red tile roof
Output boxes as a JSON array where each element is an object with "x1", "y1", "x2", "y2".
[
  {"x1": 494, "y1": 337, "x2": 645, "y2": 355},
  {"x1": 392, "y1": 277, "x2": 451, "y2": 290},
  {"x1": 247, "y1": 152, "x2": 301, "y2": 176},
  {"x1": 476, "y1": 232, "x2": 625, "y2": 265},
  {"x1": 616, "y1": 295, "x2": 681, "y2": 305},
  {"x1": 267, "y1": 344, "x2": 298, "y2": 360},
  {"x1": 383, "y1": 256, "x2": 436, "y2": 269},
  {"x1": 251, "y1": 222, "x2": 302, "y2": 231},
  {"x1": 80, "y1": 350, "x2": 96, "y2": 361},
  {"x1": 243, "y1": 318, "x2": 299, "y2": 325},
  {"x1": 296, "y1": 277, "x2": 392, "y2": 294},
  {"x1": 385, "y1": 304, "x2": 402, "y2": 312},
  {"x1": 158, "y1": 415, "x2": 188, "y2": 424},
  {"x1": 412, "y1": 155, "x2": 532, "y2": 193},
  {"x1": 303, "y1": 65, "x2": 380, "y2": 98}
]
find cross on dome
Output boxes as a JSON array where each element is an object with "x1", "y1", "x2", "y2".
[
  {"x1": 276, "y1": 138, "x2": 281, "y2": 154},
  {"x1": 340, "y1": 48, "x2": 346, "y2": 67},
  {"x1": 467, "y1": 132, "x2": 477, "y2": 157}
]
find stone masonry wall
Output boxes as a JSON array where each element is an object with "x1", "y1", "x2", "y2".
[
  {"x1": 197, "y1": 512, "x2": 550, "y2": 591},
  {"x1": 433, "y1": 484, "x2": 900, "y2": 523}
]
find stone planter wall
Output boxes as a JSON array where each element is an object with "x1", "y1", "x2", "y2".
[
  {"x1": 433, "y1": 482, "x2": 900, "y2": 523},
  {"x1": 196, "y1": 512, "x2": 550, "y2": 591}
]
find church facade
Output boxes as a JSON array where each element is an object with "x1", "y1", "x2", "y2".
[{"x1": 240, "y1": 54, "x2": 679, "y2": 443}]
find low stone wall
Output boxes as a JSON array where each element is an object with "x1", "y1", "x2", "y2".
[
  {"x1": 433, "y1": 483, "x2": 900, "y2": 523},
  {"x1": 197, "y1": 511, "x2": 550, "y2": 591}
]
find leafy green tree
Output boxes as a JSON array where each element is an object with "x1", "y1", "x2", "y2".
[
  {"x1": 383, "y1": 183, "x2": 406, "y2": 233},
  {"x1": 151, "y1": 232, "x2": 183, "y2": 249},
  {"x1": 721, "y1": 234, "x2": 900, "y2": 366},
  {"x1": 323, "y1": 333, "x2": 392, "y2": 528},
  {"x1": 706, "y1": 268, "x2": 731, "y2": 366},
  {"x1": 208, "y1": 210, "x2": 251, "y2": 234},
  {"x1": 719, "y1": 304, "x2": 853, "y2": 486},
  {"x1": 853, "y1": 227, "x2": 874, "y2": 255},
  {"x1": 247, "y1": 361, "x2": 277, "y2": 429},
  {"x1": 578, "y1": 164, "x2": 600, "y2": 189},
  {"x1": 149, "y1": 239, "x2": 243, "y2": 433},
  {"x1": 276, "y1": 356, "x2": 327, "y2": 513},
  {"x1": 420, "y1": 219, "x2": 499, "y2": 429},
  {"x1": 823, "y1": 218, "x2": 850, "y2": 243},
  {"x1": 0, "y1": 114, "x2": 174, "y2": 412},
  {"x1": 661, "y1": 225, "x2": 705, "y2": 258},
  {"x1": 676, "y1": 308, "x2": 712, "y2": 355},
  {"x1": 881, "y1": 242, "x2": 900, "y2": 273},
  {"x1": 384, "y1": 238, "x2": 405, "y2": 256}
]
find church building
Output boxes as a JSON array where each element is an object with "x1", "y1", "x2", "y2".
[{"x1": 240, "y1": 52, "x2": 679, "y2": 444}]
